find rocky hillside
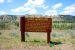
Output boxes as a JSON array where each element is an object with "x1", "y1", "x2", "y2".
[
  {"x1": 0, "y1": 15, "x2": 75, "y2": 22},
  {"x1": 53, "y1": 15, "x2": 75, "y2": 22},
  {"x1": 0, "y1": 15, "x2": 17, "y2": 22}
]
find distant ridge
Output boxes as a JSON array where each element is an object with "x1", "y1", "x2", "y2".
[
  {"x1": 0, "y1": 15, "x2": 17, "y2": 21},
  {"x1": 0, "y1": 15, "x2": 75, "y2": 22}
]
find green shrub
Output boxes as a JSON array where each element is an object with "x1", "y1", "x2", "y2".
[
  {"x1": 14, "y1": 21, "x2": 19, "y2": 27},
  {"x1": 53, "y1": 22, "x2": 75, "y2": 30},
  {"x1": 10, "y1": 32, "x2": 18, "y2": 38}
]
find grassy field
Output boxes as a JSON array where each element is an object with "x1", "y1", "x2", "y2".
[
  {"x1": 0, "y1": 29, "x2": 75, "y2": 50},
  {"x1": 0, "y1": 21, "x2": 75, "y2": 50},
  {"x1": 52, "y1": 22, "x2": 75, "y2": 30}
]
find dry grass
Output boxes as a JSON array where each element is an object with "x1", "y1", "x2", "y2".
[{"x1": 0, "y1": 30, "x2": 75, "y2": 50}]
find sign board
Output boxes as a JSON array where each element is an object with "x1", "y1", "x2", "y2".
[{"x1": 20, "y1": 16, "x2": 52, "y2": 43}]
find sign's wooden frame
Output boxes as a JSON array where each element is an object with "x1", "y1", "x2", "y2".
[{"x1": 20, "y1": 16, "x2": 52, "y2": 43}]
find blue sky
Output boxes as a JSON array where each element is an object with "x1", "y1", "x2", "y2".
[{"x1": 0, "y1": 0, "x2": 75, "y2": 16}]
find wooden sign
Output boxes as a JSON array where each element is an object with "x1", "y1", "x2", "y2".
[{"x1": 20, "y1": 16, "x2": 52, "y2": 43}]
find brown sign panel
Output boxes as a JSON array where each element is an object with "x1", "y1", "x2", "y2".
[
  {"x1": 20, "y1": 16, "x2": 52, "y2": 43},
  {"x1": 25, "y1": 18, "x2": 52, "y2": 32}
]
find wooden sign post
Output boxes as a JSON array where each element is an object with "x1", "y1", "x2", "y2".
[{"x1": 20, "y1": 16, "x2": 52, "y2": 43}]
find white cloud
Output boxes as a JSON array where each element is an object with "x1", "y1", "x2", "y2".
[
  {"x1": 11, "y1": 6, "x2": 37, "y2": 14},
  {"x1": 45, "y1": 3, "x2": 63, "y2": 16},
  {"x1": 41, "y1": 5, "x2": 49, "y2": 9},
  {"x1": 0, "y1": 0, "x2": 4, "y2": 3},
  {"x1": 0, "y1": 0, "x2": 12, "y2": 3},
  {"x1": 11, "y1": 0, "x2": 45, "y2": 15},
  {"x1": 36, "y1": 4, "x2": 49, "y2": 9},
  {"x1": 11, "y1": 6, "x2": 31, "y2": 12},
  {"x1": 31, "y1": 0, "x2": 45, "y2": 6},
  {"x1": 43, "y1": 5, "x2": 49, "y2": 9},
  {"x1": 28, "y1": 8, "x2": 37, "y2": 14},
  {"x1": 52, "y1": 3, "x2": 63, "y2": 9},
  {"x1": 45, "y1": 10, "x2": 57, "y2": 16},
  {"x1": 61, "y1": 4, "x2": 75, "y2": 15},
  {"x1": 0, "y1": 11, "x2": 8, "y2": 15},
  {"x1": 24, "y1": 0, "x2": 45, "y2": 6}
]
